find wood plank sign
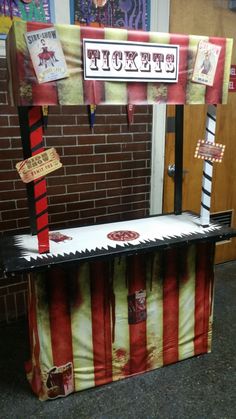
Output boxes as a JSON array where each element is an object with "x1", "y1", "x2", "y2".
[
  {"x1": 83, "y1": 38, "x2": 179, "y2": 82},
  {"x1": 16, "y1": 147, "x2": 62, "y2": 183}
]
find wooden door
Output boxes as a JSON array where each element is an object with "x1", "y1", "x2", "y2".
[{"x1": 163, "y1": 0, "x2": 236, "y2": 263}]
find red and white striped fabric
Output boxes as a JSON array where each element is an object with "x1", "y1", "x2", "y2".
[{"x1": 26, "y1": 242, "x2": 215, "y2": 400}]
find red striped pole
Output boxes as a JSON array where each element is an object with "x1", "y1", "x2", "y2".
[{"x1": 18, "y1": 106, "x2": 50, "y2": 254}]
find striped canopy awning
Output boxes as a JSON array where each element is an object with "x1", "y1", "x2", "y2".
[{"x1": 7, "y1": 20, "x2": 233, "y2": 106}]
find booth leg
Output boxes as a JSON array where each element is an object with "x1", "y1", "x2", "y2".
[{"x1": 18, "y1": 106, "x2": 50, "y2": 254}]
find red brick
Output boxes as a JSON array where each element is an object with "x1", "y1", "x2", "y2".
[
  {"x1": 63, "y1": 125, "x2": 91, "y2": 135},
  {"x1": 0, "y1": 127, "x2": 20, "y2": 137},
  {"x1": 48, "y1": 115, "x2": 76, "y2": 126},
  {"x1": 0, "y1": 138, "x2": 11, "y2": 149},
  {"x1": 0, "y1": 92, "x2": 7, "y2": 104},
  {"x1": 47, "y1": 175, "x2": 77, "y2": 186},
  {"x1": 96, "y1": 180, "x2": 122, "y2": 190},
  {"x1": 95, "y1": 197, "x2": 120, "y2": 208},
  {"x1": 94, "y1": 125, "x2": 120, "y2": 134},
  {"x1": 60, "y1": 156, "x2": 77, "y2": 166},
  {"x1": 0, "y1": 68, "x2": 7, "y2": 80},
  {"x1": 49, "y1": 193, "x2": 79, "y2": 205},
  {"x1": 67, "y1": 182, "x2": 95, "y2": 193},
  {"x1": 106, "y1": 152, "x2": 132, "y2": 162},
  {"x1": 122, "y1": 142, "x2": 147, "y2": 152},
  {"x1": 133, "y1": 168, "x2": 150, "y2": 177},
  {"x1": 97, "y1": 105, "x2": 122, "y2": 114},
  {"x1": 107, "y1": 203, "x2": 133, "y2": 214},
  {"x1": 95, "y1": 144, "x2": 121, "y2": 153},
  {"x1": 134, "y1": 114, "x2": 152, "y2": 123},
  {"x1": 0, "y1": 115, "x2": 8, "y2": 126},
  {"x1": 133, "y1": 151, "x2": 151, "y2": 160},
  {"x1": 95, "y1": 162, "x2": 121, "y2": 172},
  {"x1": 133, "y1": 133, "x2": 151, "y2": 141},
  {"x1": 61, "y1": 105, "x2": 84, "y2": 114},
  {"x1": 122, "y1": 177, "x2": 147, "y2": 186},
  {"x1": 0, "y1": 161, "x2": 13, "y2": 170},
  {"x1": 0, "y1": 80, "x2": 7, "y2": 91},
  {"x1": 122, "y1": 194, "x2": 146, "y2": 204},
  {"x1": 65, "y1": 145, "x2": 93, "y2": 155},
  {"x1": 67, "y1": 201, "x2": 94, "y2": 212},
  {"x1": 77, "y1": 173, "x2": 105, "y2": 183},
  {"x1": 122, "y1": 160, "x2": 146, "y2": 169},
  {"x1": 96, "y1": 214, "x2": 121, "y2": 224},
  {"x1": 16, "y1": 218, "x2": 30, "y2": 229},
  {"x1": 9, "y1": 115, "x2": 20, "y2": 126},
  {"x1": 0, "y1": 180, "x2": 14, "y2": 191},
  {"x1": 78, "y1": 134, "x2": 106, "y2": 145},
  {"x1": 105, "y1": 114, "x2": 128, "y2": 125},
  {"x1": 0, "y1": 58, "x2": 6, "y2": 67},
  {"x1": 43, "y1": 126, "x2": 62, "y2": 136},
  {"x1": 106, "y1": 170, "x2": 132, "y2": 180},
  {"x1": 107, "y1": 133, "x2": 133, "y2": 143},
  {"x1": 0, "y1": 189, "x2": 26, "y2": 201},
  {"x1": 47, "y1": 166, "x2": 65, "y2": 177},
  {"x1": 0, "y1": 201, "x2": 16, "y2": 210},
  {"x1": 10, "y1": 138, "x2": 23, "y2": 148},
  {"x1": 65, "y1": 165, "x2": 94, "y2": 175},
  {"x1": 123, "y1": 209, "x2": 147, "y2": 220},
  {"x1": 0, "y1": 171, "x2": 19, "y2": 181},
  {"x1": 14, "y1": 180, "x2": 27, "y2": 190},
  {"x1": 46, "y1": 136, "x2": 77, "y2": 147},
  {"x1": 133, "y1": 185, "x2": 150, "y2": 194},
  {"x1": 121, "y1": 124, "x2": 147, "y2": 133},
  {"x1": 2, "y1": 208, "x2": 29, "y2": 220},
  {"x1": 49, "y1": 204, "x2": 66, "y2": 214},
  {"x1": 50, "y1": 212, "x2": 80, "y2": 223},
  {"x1": 107, "y1": 187, "x2": 132, "y2": 197},
  {"x1": 0, "y1": 105, "x2": 17, "y2": 115},
  {"x1": 80, "y1": 207, "x2": 105, "y2": 218},
  {"x1": 80, "y1": 190, "x2": 106, "y2": 201},
  {"x1": 47, "y1": 185, "x2": 66, "y2": 195},
  {"x1": 0, "y1": 149, "x2": 23, "y2": 159},
  {"x1": 77, "y1": 154, "x2": 105, "y2": 164}
]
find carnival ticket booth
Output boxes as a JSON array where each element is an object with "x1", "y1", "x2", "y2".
[{"x1": 0, "y1": 20, "x2": 235, "y2": 400}]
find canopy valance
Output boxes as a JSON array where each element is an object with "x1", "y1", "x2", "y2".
[{"x1": 7, "y1": 20, "x2": 233, "y2": 106}]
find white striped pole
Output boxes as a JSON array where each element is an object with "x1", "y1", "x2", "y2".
[{"x1": 200, "y1": 104, "x2": 217, "y2": 227}]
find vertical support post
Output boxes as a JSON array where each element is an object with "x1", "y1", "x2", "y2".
[
  {"x1": 174, "y1": 105, "x2": 184, "y2": 215},
  {"x1": 18, "y1": 106, "x2": 50, "y2": 254},
  {"x1": 200, "y1": 104, "x2": 217, "y2": 227}
]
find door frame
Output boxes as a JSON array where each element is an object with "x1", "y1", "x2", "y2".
[{"x1": 149, "y1": 0, "x2": 170, "y2": 215}]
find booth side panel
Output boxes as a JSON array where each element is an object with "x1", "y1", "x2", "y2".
[{"x1": 26, "y1": 243, "x2": 215, "y2": 400}]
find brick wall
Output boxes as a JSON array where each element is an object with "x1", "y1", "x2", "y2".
[{"x1": 0, "y1": 57, "x2": 152, "y2": 323}]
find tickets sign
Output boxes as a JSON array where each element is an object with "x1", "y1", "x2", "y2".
[
  {"x1": 83, "y1": 38, "x2": 179, "y2": 82},
  {"x1": 16, "y1": 148, "x2": 62, "y2": 183},
  {"x1": 194, "y1": 140, "x2": 225, "y2": 163}
]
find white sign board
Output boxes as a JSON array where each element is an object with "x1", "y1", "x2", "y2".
[{"x1": 83, "y1": 38, "x2": 179, "y2": 83}]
